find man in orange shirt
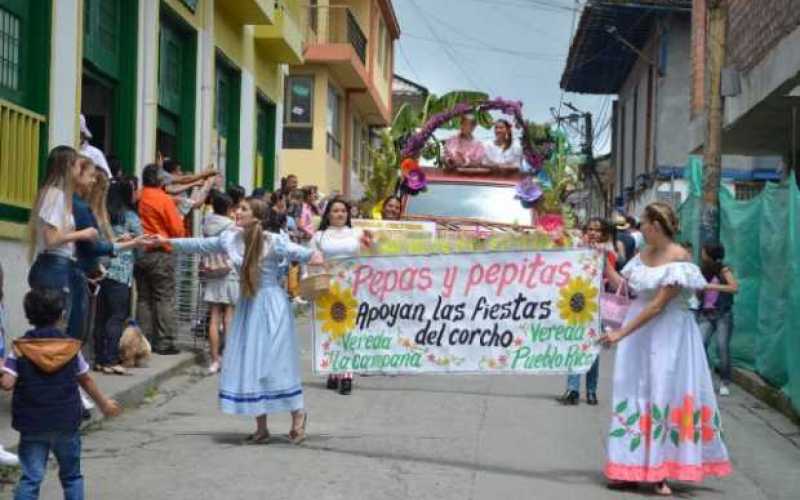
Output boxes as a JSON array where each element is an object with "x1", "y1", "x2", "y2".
[{"x1": 135, "y1": 164, "x2": 185, "y2": 355}]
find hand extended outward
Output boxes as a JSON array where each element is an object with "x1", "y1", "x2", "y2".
[{"x1": 100, "y1": 398, "x2": 122, "y2": 417}]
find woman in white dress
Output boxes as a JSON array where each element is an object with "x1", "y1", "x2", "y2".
[
  {"x1": 483, "y1": 119, "x2": 522, "y2": 169},
  {"x1": 601, "y1": 202, "x2": 731, "y2": 495},
  {"x1": 310, "y1": 198, "x2": 372, "y2": 395}
]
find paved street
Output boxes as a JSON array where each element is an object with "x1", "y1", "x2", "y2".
[{"x1": 27, "y1": 318, "x2": 800, "y2": 500}]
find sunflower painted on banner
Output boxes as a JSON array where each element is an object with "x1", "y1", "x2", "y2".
[
  {"x1": 557, "y1": 277, "x2": 599, "y2": 326},
  {"x1": 315, "y1": 283, "x2": 358, "y2": 342}
]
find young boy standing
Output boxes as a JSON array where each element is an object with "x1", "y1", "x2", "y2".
[{"x1": 1, "y1": 288, "x2": 121, "y2": 500}]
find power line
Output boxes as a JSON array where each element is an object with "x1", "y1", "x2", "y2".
[
  {"x1": 402, "y1": 33, "x2": 564, "y2": 61},
  {"x1": 397, "y1": 39, "x2": 422, "y2": 83},
  {"x1": 406, "y1": 0, "x2": 491, "y2": 94}
]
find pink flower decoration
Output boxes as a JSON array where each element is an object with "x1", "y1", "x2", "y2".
[
  {"x1": 321, "y1": 358, "x2": 330, "y2": 369},
  {"x1": 427, "y1": 353, "x2": 436, "y2": 362},
  {"x1": 513, "y1": 337, "x2": 524, "y2": 346},
  {"x1": 498, "y1": 355, "x2": 508, "y2": 365},
  {"x1": 538, "y1": 213, "x2": 564, "y2": 233}
]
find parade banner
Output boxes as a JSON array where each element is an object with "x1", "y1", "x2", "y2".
[{"x1": 312, "y1": 249, "x2": 603, "y2": 375}]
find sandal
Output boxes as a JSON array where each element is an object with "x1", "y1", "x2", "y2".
[
  {"x1": 288, "y1": 413, "x2": 308, "y2": 445},
  {"x1": 243, "y1": 431, "x2": 271, "y2": 445},
  {"x1": 101, "y1": 366, "x2": 116, "y2": 375},
  {"x1": 655, "y1": 481, "x2": 672, "y2": 496}
]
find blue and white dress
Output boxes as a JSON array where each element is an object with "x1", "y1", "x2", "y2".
[{"x1": 171, "y1": 230, "x2": 314, "y2": 415}]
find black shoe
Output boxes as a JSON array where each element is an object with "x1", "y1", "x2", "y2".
[
  {"x1": 587, "y1": 392, "x2": 599, "y2": 406},
  {"x1": 154, "y1": 346, "x2": 181, "y2": 355},
  {"x1": 559, "y1": 390, "x2": 579, "y2": 405},
  {"x1": 339, "y1": 378, "x2": 352, "y2": 395},
  {"x1": 326, "y1": 375, "x2": 338, "y2": 390}
]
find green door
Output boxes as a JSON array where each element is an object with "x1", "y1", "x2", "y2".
[
  {"x1": 255, "y1": 95, "x2": 277, "y2": 190},
  {"x1": 215, "y1": 56, "x2": 241, "y2": 186},
  {"x1": 157, "y1": 10, "x2": 196, "y2": 171}
]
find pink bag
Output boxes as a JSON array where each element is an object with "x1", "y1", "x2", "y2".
[{"x1": 600, "y1": 281, "x2": 631, "y2": 330}]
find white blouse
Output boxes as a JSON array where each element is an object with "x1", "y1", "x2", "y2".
[
  {"x1": 483, "y1": 140, "x2": 523, "y2": 167},
  {"x1": 310, "y1": 226, "x2": 363, "y2": 259},
  {"x1": 35, "y1": 187, "x2": 75, "y2": 258}
]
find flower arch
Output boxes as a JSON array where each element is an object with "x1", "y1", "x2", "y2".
[{"x1": 399, "y1": 97, "x2": 552, "y2": 174}]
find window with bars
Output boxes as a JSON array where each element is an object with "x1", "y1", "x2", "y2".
[
  {"x1": 0, "y1": 7, "x2": 20, "y2": 93},
  {"x1": 282, "y1": 75, "x2": 313, "y2": 150},
  {"x1": 158, "y1": 23, "x2": 183, "y2": 115}
]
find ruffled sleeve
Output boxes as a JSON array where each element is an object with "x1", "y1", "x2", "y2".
[
  {"x1": 272, "y1": 232, "x2": 314, "y2": 264},
  {"x1": 624, "y1": 255, "x2": 707, "y2": 291}
]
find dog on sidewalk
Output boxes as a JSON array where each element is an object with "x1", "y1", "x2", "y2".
[{"x1": 119, "y1": 320, "x2": 151, "y2": 368}]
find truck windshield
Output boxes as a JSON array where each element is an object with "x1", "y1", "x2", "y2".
[{"x1": 405, "y1": 182, "x2": 532, "y2": 225}]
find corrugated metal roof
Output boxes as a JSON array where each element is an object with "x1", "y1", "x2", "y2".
[{"x1": 559, "y1": 1, "x2": 690, "y2": 94}]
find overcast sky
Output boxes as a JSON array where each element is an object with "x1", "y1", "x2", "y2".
[{"x1": 392, "y1": 0, "x2": 610, "y2": 152}]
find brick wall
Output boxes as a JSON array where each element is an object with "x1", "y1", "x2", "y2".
[{"x1": 727, "y1": 0, "x2": 800, "y2": 73}]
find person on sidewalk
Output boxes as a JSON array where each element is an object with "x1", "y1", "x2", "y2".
[
  {"x1": 201, "y1": 191, "x2": 238, "y2": 375},
  {"x1": 93, "y1": 178, "x2": 143, "y2": 375},
  {"x1": 79, "y1": 115, "x2": 111, "y2": 178},
  {"x1": 135, "y1": 164, "x2": 186, "y2": 355},
  {"x1": 27, "y1": 146, "x2": 100, "y2": 339},
  {"x1": 310, "y1": 198, "x2": 374, "y2": 395},
  {"x1": 152, "y1": 197, "x2": 323, "y2": 445},
  {"x1": 1, "y1": 288, "x2": 121, "y2": 500},
  {"x1": 699, "y1": 243, "x2": 739, "y2": 397},
  {"x1": 560, "y1": 217, "x2": 618, "y2": 406},
  {"x1": 0, "y1": 263, "x2": 20, "y2": 466},
  {"x1": 600, "y1": 202, "x2": 731, "y2": 495}
]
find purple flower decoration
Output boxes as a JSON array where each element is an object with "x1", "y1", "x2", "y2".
[
  {"x1": 404, "y1": 168, "x2": 427, "y2": 193},
  {"x1": 515, "y1": 176, "x2": 542, "y2": 208}
]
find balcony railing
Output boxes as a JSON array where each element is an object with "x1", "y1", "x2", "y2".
[
  {"x1": 306, "y1": 7, "x2": 367, "y2": 65},
  {"x1": 0, "y1": 99, "x2": 44, "y2": 210}
]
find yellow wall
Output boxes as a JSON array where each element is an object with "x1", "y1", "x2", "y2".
[{"x1": 214, "y1": 3, "x2": 245, "y2": 66}]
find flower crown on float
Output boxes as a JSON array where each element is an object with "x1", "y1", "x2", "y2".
[{"x1": 395, "y1": 98, "x2": 553, "y2": 199}]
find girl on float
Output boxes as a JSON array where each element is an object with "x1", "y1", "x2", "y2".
[
  {"x1": 152, "y1": 197, "x2": 323, "y2": 444},
  {"x1": 310, "y1": 198, "x2": 373, "y2": 395},
  {"x1": 380, "y1": 196, "x2": 403, "y2": 221},
  {"x1": 483, "y1": 119, "x2": 522, "y2": 169}
]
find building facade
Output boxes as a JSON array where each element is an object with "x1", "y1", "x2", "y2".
[
  {"x1": 560, "y1": 0, "x2": 783, "y2": 217},
  {"x1": 0, "y1": 0, "x2": 305, "y2": 333},
  {"x1": 279, "y1": 0, "x2": 399, "y2": 199}
]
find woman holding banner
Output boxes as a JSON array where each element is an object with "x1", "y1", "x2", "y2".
[
  {"x1": 311, "y1": 198, "x2": 373, "y2": 395},
  {"x1": 600, "y1": 202, "x2": 731, "y2": 495}
]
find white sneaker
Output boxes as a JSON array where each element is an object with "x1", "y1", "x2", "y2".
[
  {"x1": 208, "y1": 361, "x2": 220, "y2": 375},
  {"x1": 0, "y1": 445, "x2": 19, "y2": 466},
  {"x1": 719, "y1": 385, "x2": 730, "y2": 397}
]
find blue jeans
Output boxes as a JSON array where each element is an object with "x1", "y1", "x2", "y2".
[
  {"x1": 567, "y1": 357, "x2": 599, "y2": 395},
  {"x1": 15, "y1": 431, "x2": 83, "y2": 500},
  {"x1": 28, "y1": 254, "x2": 88, "y2": 340},
  {"x1": 698, "y1": 310, "x2": 733, "y2": 383}
]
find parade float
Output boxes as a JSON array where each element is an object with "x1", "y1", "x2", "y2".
[{"x1": 363, "y1": 93, "x2": 582, "y2": 255}]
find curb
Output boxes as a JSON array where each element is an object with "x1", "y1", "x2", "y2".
[{"x1": 732, "y1": 367, "x2": 800, "y2": 424}]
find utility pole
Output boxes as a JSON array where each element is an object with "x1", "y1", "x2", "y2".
[{"x1": 702, "y1": 0, "x2": 728, "y2": 243}]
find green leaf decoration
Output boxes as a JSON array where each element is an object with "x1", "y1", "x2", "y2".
[
  {"x1": 626, "y1": 412, "x2": 640, "y2": 426},
  {"x1": 670, "y1": 429, "x2": 680, "y2": 447},
  {"x1": 615, "y1": 400, "x2": 628, "y2": 414},
  {"x1": 609, "y1": 428, "x2": 626, "y2": 438},
  {"x1": 693, "y1": 410, "x2": 701, "y2": 425},
  {"x1": 652, "y1": 405, "x2": 662, "y2": 421},
  {"x1": 694, "y1": 430, "x2": 700, "y2": 443},
  {"x1": 654, "y1": 425, "x2": 663, "y2": 440},
  {"x1": 713, "y1": 412, "x2": 720, "y2": 428},
  {"x1": 630, "y1": 436, "x2": 642, "y2": 452}
]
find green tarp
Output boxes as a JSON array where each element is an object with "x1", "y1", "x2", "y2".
[{"x1": 677, "y1": 158, "x2": 800, "y2": 412}]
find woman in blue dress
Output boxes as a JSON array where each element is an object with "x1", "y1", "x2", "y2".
[{"x1": 153, "y1": 197, "x2": 323, "y2": 444}]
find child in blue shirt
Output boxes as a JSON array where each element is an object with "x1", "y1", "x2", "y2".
[{"x1": 1, "y1": 288, "x2": 121, "y2": 500}]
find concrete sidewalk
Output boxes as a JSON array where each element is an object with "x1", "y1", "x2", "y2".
[{"x1": 0, "y1": 351, "x2": 199, "y2": 452}]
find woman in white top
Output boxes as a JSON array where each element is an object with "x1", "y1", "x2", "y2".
[
  {"x1": 483, "y1": 119, "x2": 522, "y2": 169},
  {"x1": 310, "y1": 198, "x2": 372, "y2": 395},
  {"x1": 27, "y1": 146, "x2": 100, "y2": 338}
]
